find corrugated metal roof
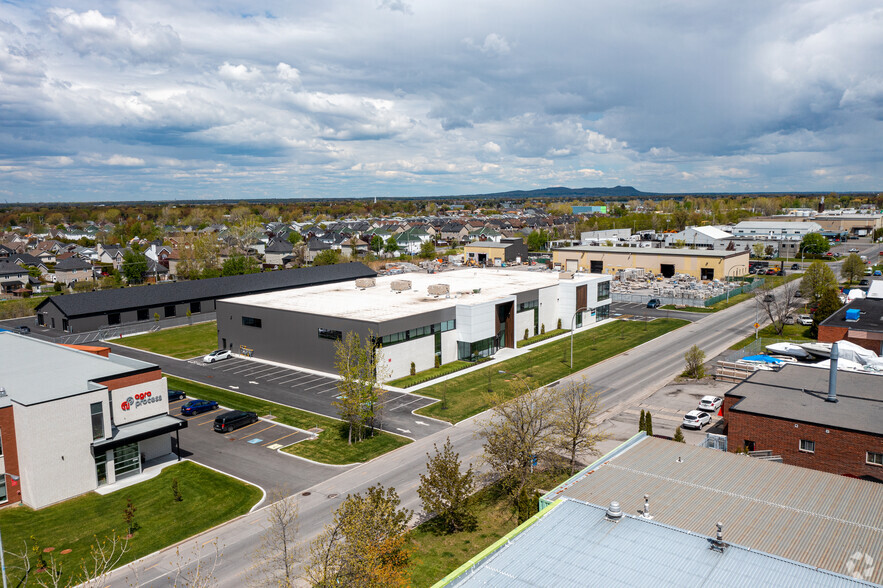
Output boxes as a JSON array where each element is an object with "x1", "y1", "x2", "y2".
[
  {"x1": 445, "y1": 499, "x2": 875, "y2": 587},
  {"x1": 543, "y1": 437, "x2": 883, "y2": 584},
  {"x1": 35, "y1": 262, "x2": 375, "y2": 317}
]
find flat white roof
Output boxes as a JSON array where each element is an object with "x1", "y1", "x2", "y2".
[{"x1": 222, "y1": 269, "x2": 604, "y2": 322}]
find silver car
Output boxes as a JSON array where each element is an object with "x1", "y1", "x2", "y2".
[{"x1": 682, "y1": 410, "x2": 710, "y2": 430}]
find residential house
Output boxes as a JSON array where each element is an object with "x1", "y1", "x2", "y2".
[
  {"x1": 54, "y1": 257, "x2": 94, "y2": 285},
  {"x1": 264, "y1": 239, "x2": 294, "y2": 267},
  {"x1": 0, "y1": 261, "x2": 29, "y2": 295}
]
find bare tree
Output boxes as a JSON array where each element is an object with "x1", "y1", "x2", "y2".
[
  {"x1": 247, "y1": 489, "x2": 300, "y2": 587},
  {"x1": 552, "y1": 379, "x2": 608, "y2": 474},
  {"x1": 171, "y1": 538, "x2": 223, "y2": 587},
  {"x1": 755, "y1": 280, "x2": 800, "y2": 335},
  {"x1": 478, "y1": 383, "x2": 557, "y2": 498},
  {"x1": 6, "y1": 534, "x2": 130, "y2": 588}
]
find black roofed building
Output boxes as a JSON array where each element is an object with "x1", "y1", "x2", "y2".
[{"x1": 34, "y1": 262, "x2": 375, "y2": 334}]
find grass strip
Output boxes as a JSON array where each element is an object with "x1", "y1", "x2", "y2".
[
  {"x1": 0, "y1": 461, "x2": 260, "y2": 587},
  {"x1": 120, "y1": 321, "x2": 219, "y2": 359},
  {"x1": 516, "y1": 328, "x2": 569, "y2": 348},
  {"x1": 729, "y1": 324, "x2": 815, "y2": 350},
  {"x1": 415, "y1": 318, "x2": 688, "y2": 423},
  {"x1": 388, "y1": 360, "x2": 489, "y2": 389},
  {"x1": 166, "y1": 375, "x2": 410, "y2": 464}
]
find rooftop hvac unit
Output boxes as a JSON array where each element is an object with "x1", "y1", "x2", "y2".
[
  {"x1": 427, "y1": 283, "x2": 450, "y2": 296},
  {"x1": 845, "y1": 308, "x2": 860, "y2": 321},
  {"x1": 355, "y1": 278, "x2": 376, "y2": 289},
  {"x1": 390, "y1": 280, "x2": 412, "y2": 292}
]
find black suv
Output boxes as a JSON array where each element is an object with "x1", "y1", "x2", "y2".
[{"x1": 214, "y1": 411, "x2": 259, "y2": 433}]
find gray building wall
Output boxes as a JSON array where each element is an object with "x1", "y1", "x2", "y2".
[
  {"x1": 38, "y1": 298, "x2": 216, "y2": 333},
  {"x1": 216, "y1": 300, "x2": 454, "y2": 375}
]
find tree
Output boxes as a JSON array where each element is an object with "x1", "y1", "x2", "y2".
[
  {"x1": 122, "y1": 497, "x2": 137, "y2": 536},
  {"x1": 756, "y1": 280, "x2": 800, "y2": 335},
  {"x1": 419, "y1": 239, "x2": 436, "y2": 259},
  {"x1": 800, "y1": 232, "x2": 830, "y2": 257},
  {"x1": 332, "y1": 331, "x2": 388, "y2": 444},
  {"x1": 383, "y1": 236, "x2": 399, "y2": 255},
  {"x1": 177, "y1": 233, "x2": 220, "y2": 279},
  {"x1": 673, "y1": 427, "x2": 685, "y2": 443},
  {"x1": 305, "y1": 484, "x2": 412, "y2": 588},
  {"x1": 369, "y1": 235, "x2": 383, "y2": 253},
  {"x1": 841, "y1": 253, "x2": 865, "y2": 285},
  {"x1": 313, "y1": 249, "x2": 341, "y2": 266},
  {"x1": 644, "y1": 412, "x2": 653, "y2": 436},
  {"x1": 248, "y1": 489, "x2": 300, "y2": 587},
  {"x1": 222, "y1": 254, "x2": 260, "y2": 276},
  {"x1": 811, "y1": 287, "x2": 843, "y2": 337},
  {"x1": 799, "y1": 261, "x2": 838, "y2": 301},
  {"x1": 526, "y1": 229, "x2": 549, "y2": 251},
  {"x1": 121, "y1": 249, "x2": 147, "y2": 283},
  {"x1": 417, "y1": 437, "x2": 476, "y2": 534},
  {"x1": 478, "y1": 383, "x2": 557, "y2": 500},
  {"x1": 751, "y1": 243, "x2": 766, "y2": 258},
  {"x1": 638, "y1": 409, "x2": 645, "y2": 433},
  {"x1": 552, "y1": 379, "x2": 608, "y2": 473},
  {"x1": 287, "y1": 231, "x2": 303, "y2": 245}
]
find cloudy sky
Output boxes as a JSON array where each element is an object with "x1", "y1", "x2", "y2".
[{"x1": 1, "y1": 0, "x2": 881, "y2": 202}]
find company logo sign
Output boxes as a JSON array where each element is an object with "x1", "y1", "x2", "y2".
[{"x1": 120, "y1": 391, "x2": 163, "y2": 411}]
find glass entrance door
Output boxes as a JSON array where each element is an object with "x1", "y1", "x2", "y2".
[{"x1": 113, "y1": 443, "x2": 141, "y2": 480}]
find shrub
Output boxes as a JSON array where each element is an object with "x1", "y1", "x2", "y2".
[
  {"x1": 524, "y1": 328, "x2": 529, "y2": 341},
  {"x1": 557, "y1": 318, "x2": 562, "y2": 329},
  {"x1": 410, "y1": 362, "x2": 416, "y2": 376},
  {"x1": 540, "y1": 324, "x2": 546, "y2": 334},
  {"x1": 673, "y1": 427, "x2": 685, "y2": 443}
]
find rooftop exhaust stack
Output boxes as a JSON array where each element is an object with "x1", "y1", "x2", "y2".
[
  {"x1": 827, "y1": 342, "x2": 839, "y2": 403},
  {"x1": 605, "y1": 501, "x2": 623, "y2": 521},
  {"x1": 710, "y1": 522, "x2": 727, "y2": 553},
  {"x1": 641, "y1": 494, "x2": 653, "y2": 519},
  {"x1": 0, "y1": 387, "x2": 5, "y2": 397}
]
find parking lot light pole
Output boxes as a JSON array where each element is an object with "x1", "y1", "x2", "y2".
[
  {"x1": 570, "y1": 306, "x2": 589, "y2": 370},
  {"x1": 726, "y1": 266, "x2": 741, "y2": 304}
]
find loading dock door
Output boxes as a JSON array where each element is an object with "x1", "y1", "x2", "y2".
[
  {"x1": 700, "y1": 268, "x2": 715, "y2": 280},
  {"x1": 590, "y1": 260, "x2": 603, "y2": 273},
  {"x1": 565, "y1": 259, "x2": 578, "y2": 272},
  {"x1": 660, "y1": 264, "x2": 675, "y2": 278}
]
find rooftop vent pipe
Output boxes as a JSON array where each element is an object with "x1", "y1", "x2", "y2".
[
  {"x1": 641, "y1": 494, "x2": 653, "y2": 519},
  {"x1": 710, "y1": 522, "x2": 727, "y2": 553},
  {"x1": 0, "y1": 387, "x2": 5, "y2": 397},
  {"x1": 605, "y1": 501, "x2": 623, "y2": 521},
  {"x1": 827, "y1": 342, "x2": 839, "y2": 403}
]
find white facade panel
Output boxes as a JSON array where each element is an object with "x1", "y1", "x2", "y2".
[
  {"x1": 441, "y1": 330, "x2": 458, "y2": 364},
  {"x1": 14, "y1": 390, "x2": 106, "y2": 509},
  {"x1": 538, "y1": 286, "x2": 559, "y2": 333},
  {"x1": 455, "y1": 300, "x2": 500, "y2": 343},
  {"x1": 515, "y1": 309, "x2": 535, "y2": 341},
  {"x1": 378, "y1": 335, "x2": 436, "y2": 381},
  {"x1": 110, "y1": 377, "x2": 169, "y2": 426},
  {"x1": 140, "y1": 434, "x2": 172, "y2": 461}
]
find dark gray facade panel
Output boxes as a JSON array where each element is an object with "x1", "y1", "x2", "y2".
[
  {"x1": 514, "y1": 288, "x2": 539, "y2": 305},
  {"x1": 38, "y1": 297, "x2": 217, "y2": 333},
  {"x1": 217, "y1": 301, "x2": 455, "y2": 374}
]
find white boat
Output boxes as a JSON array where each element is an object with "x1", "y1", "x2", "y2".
[
  {"x1": 799, "y1": 342, "x2": 832, "y2": 359},
  {"x1": 765, "y1": 342, "x2": 812, "y2": 360}
]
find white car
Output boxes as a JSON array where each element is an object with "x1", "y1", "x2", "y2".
[
  {"x1": 848, "y1": 248, "x2": 859, "y2": 253},
  {"x1": 797, "y1": 314, "x2": 813, "y2": 326},
  {"x1": 698, "y1": 396, "x2": 722, "y2": 412},
  {"x1": 682, "y1": 410, "x2": 711, "y2": 430},
  {"x1": 203, "y1": 349, "x2": 232, "y2": 363}
]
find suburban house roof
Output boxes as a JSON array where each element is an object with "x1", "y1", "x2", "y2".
[
  {"x1": 35, "y1": 262, "x2": 375, "y2": 318},
  {"x1": 0, "y1": 261, "x2": 27, "y2": 276},
  {"x1": 725, "y1": 363, "x2": 883, "y2": 436},
  {"x1": 541, "y1": 435, "x2": 883, "y2": 584},
  {"x1": 55, "y1": 257, "x2": 93, "y2": 271}
]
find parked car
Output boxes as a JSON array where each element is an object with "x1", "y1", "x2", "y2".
[
  {"x1": 876, "y1": 270, "x2": 883, "y2": 276},
  {"x1": 647, "y1": 298, "x2": 661, "y2": 309},
  {"x1": 168, "y1": 389, "x2": 187, "y2": 401},
  {"x1": 16, "y1": 325, "x2": 30, "y2": 334},
  {"x1": 763, "y1": 294, "x2": 775, "y2": 303},
  {"x1": 181, "y1": 399, "x2": 219, "y2": 416},
  {"x1": 214, "y1": 410, "x2": 259, "y2": 433},
  {"x1": 797, "y1": 314, "x2": 813, "y2": 326},
  {"x1": 783, "y1": 314, "x2": 795, "y2": 325},
  {"x1": 865, "y1": 267, "x2": 873, "y2": 275},
  {"x1": 849, "y1": 248, "x2": 860, "y2": 253},
  {"x1": 860, "y1": 279, "x2": 870, "y2": 286},
  {"x1": 682, "y1": 410, "x2": 711, "y2": 430},
  {"x1": 791, "y1": 263, "x2": 800, "y2": 270},
  {"x1": 203, "y1": 349, "x2": 232, "y2": 363},
  {"x1": 698, "y1": 396, "x2": 723, "y2": 412}
]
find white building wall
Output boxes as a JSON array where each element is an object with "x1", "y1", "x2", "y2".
[
  {"x1": 515, "y1": 309, "x2": 535, "y2": 341},
  {"x1": 14, "y1": 389, "x2": 107, "y2": 509},
  {"x1": 441, "y1": 330, "x2": 458, "y2": 364},
  {"x1": 140, "y1": 434, "x2": 172, "y2": 461},
  {"x1": 538, "y1": 286, "x2": 559, "y2": 333},
  {"x1": 558, "y1": 281, "x2": 578, "y2": 328},
  {"x1": 110, "y1": 378, "x2": 169, "y2": 426},
  {"x1": 455, "y1": 299, "x2": 502, "y2": 343},
  {"x1": 377, "y1": 335, "x2": 436, "y2": 381}
]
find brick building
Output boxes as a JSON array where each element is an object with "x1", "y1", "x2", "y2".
[
  {"x1": 818, "y1": 296, "x2": 883, "y2": 355},
  {"x1": 724, "y1": 363, "x2": 883, "y2": 482}
]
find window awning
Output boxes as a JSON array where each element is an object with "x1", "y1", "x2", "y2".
[{"x1": 92, "y1": 414, "x2": 188, "y2": 453}]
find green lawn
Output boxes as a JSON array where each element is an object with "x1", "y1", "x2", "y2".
[
  {"x1": 0, "y1": 461, "x2": 260, "y2": 587},
  {"x1": 388, "y1": 360, "x2": 486, "y2": 389},
  {"x1": 414, "y1": 318, "x2": 688, "y2": 423},
  {"x1": 0, "y1": 295, "x2": 48, "y2": 320},
  {"x1": 516, "y1": 328, "x2": 568, "y2": 348},
  {"x1": 166, "y1": 376, "x2": 410, "y2": 464},
  {"x1": 408, "y1": 468, "x2": 571, "y2": 587},
  {"x1": 730, "y1": 323, "x2": 815, "y2": 350},
  {"x1": 119, "y1": 321, "x2": 219, "y2": 359}
]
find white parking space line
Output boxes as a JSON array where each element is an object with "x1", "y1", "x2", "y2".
[
  {"x1": 230, "y1": 364, "x2": 266, "y2": 375},
  {"x1": 314, "y1": 385, "x2": 340, "y2": 395},
  {"x1": 266, "y1": 372, "x2": 298, "y2": 382},
  {"x1": 242, "y1": 365, "x2": 280, "y2": 377},
  {"x1": 393, "y1": 396, "x2": 430, "y2": 409},
  {"x1": 217, "y1": 361, "x2": 250, "y2": 371},
  {"x1": 253, "y1": 368, "x2": 288, "y2": 379},
  {"x1": 295, "y1": 376, "x2": 323, "y2": 387},
  {"x1": 304, "y1": 380, "x2": 332, "y2": 391},
  {"x1": 279, "y1": 375, "x2": 311, "y2": 385}
]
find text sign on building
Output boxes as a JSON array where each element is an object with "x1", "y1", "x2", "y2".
[{"x1": 110, "y1": 377, "x2": 169, "y2": 425}]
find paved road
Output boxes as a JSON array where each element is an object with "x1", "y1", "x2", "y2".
[
  {"x1": 106, "y1": 276, "x2": 803, "y2": 587},
  {"x1": 104, "y1": 342, "x2": 450, "y2": 441}
]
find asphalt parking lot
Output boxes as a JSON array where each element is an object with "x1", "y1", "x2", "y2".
[
  {"x1": 609, "y1": 302, "x2": 703, "y2": 322},
  {"x1": 184, "y1": 355, "x2": 448, "y2": 438},
  {"x1": 168, "y1": 396, "x2": 343, "y2": 505}
]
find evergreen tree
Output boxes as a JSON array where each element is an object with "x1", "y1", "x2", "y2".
[
  {"x1": 673, "y1": 427, "x2": 685, "y2": 443},
  {"x1": 645, "y1": 412, "x2": 653, "y2": 436},
  {"x1": 638, "y1": 410, "x2": 645, "y2": 433}
]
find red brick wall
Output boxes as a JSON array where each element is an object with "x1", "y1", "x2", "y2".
[
  {"x1": 98, "y1": 368, "x2": 162, "y2": 391},
  {"x1": 727, "y1": 407, "x2": 883, "y2": 481},
  {"x1": 817, "y1": 325, "x2": 881, "y2": 354},
  {"x1": 0, "y1": 405, "x2": 22, "y2": 506}
]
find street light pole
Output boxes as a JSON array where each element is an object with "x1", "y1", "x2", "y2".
[
  {"x1": 726, "y1": 266, "x2": 741, "y2": 304},
  {"x1": 570, "y1": 306, "x2": 589, "y2": 370}
]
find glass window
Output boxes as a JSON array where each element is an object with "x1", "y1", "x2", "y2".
[
  {"x1": 90, "y1": 402, "x2": 104, "y2": 440},
  {"x1": 799, "y1": 439, "x2": 815, "y2": 453},
  {"x1": 164, "y1": 305, "x2": 176, "y2": 318},
  {"x1": 108, "y1": 313, "x2": 121, "y2": 325},
  {"x1": 95, "y1": 451, "x2": 108, "y2": 486},
  {"x1": 242, "y1": 316, "x2": 262, "y2": 328},
  {"x1": 318, "y1": 328, "x2": 342, "y2": 340},
  {"x1": 113, "y1": 443, "x2": 141, "y2": 479},
  {"x1": 190, "y1": 301, "x2": 201, "y2": 313},
  {"x1": 137, "y1": 308, "x2": 149, "y2": 321},
  {"x1": 0, "y1": 477, "x2": 6, "y2": 503},
  {"x1": 867, "y1": 452, "x2": 883, "y2": 466},
  {"x1": 597, "y1": 281, "x2": 610, "y2": 301},
  {"x1": 0, "y1": 427, "x2": 3, "y2": 456}
]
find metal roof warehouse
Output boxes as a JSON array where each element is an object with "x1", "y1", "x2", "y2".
[{"x1": 33, "y1": 263, "x2": 375, "y2": 334}]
